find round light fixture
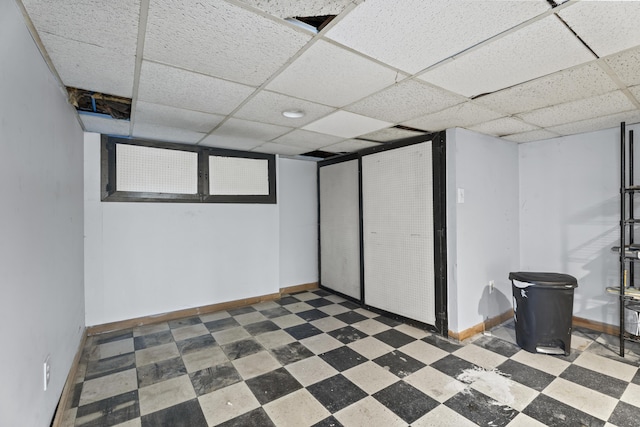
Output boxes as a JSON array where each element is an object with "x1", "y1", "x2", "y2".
[{"x1": 282, "y1": 109, "x2": 306, "y2": 119}]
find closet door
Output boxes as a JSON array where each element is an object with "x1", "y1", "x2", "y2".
[
  {"x1": 318, "y1": 158, "x2": 361, "y2": 300},
  {"x1": 362, "y1": 142, "x2": 435, "y2": 324}
]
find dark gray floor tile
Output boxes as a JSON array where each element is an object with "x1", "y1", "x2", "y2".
[
  {"x1": 472, "y1": 335, "x2": 520, "y2": 357},
  {"x1": 307, "y1": 297, "x2": 334, "y2": 308},
  {"x1": 632, "y1": 369, "x2": 640, "y2": 385},
  {"x1": 560, "y1": 364, "x2": 628, "y2": 399},
  {"x1": 189, "y1": 362, "x2": 241, "y2": 396},
  {"x1": 339, "y1": 300, "x2": 360, "y2": 310},
  {"x1": 76, "y1": 390, "x2": 139, "y2": 427},
  {"x1": 307, "y1": 374, "x2": 367, "y2": 413},
  {"x1": 70, "y1": 382, "x2": 83, "y2": 408},
  {"x1": 422, "y1": 335, "x2": 463, "y2": 353},
  {"x1": 313, "y1": 289, "x2": 332, "y2": 297},
  {"x1": 176, "y1": 334, "x2": 216, "y2": 356},
  {"x1": 311, "y1": 416, "x2": 344, "y2": 427},
  {"x1": 168, "y1": 316, "x2": 201, "y2": 329},
  {"x1": 373, "y1": 381, "x2": 439, "y2": 423},
  {"x1": 243, "y1": 320, "x2": 280, "y2": 336},
  {"x1": 373, "y1": 315, "x2": 402, "y2": 327},
  {"x1": 445, "y1": 389, "x2": 517, "y2": 427},
  {"x1": 228, "y1": 306, "x2": 257, "y2": 316},
  {"x1": 608, "y1": 400, "x2": 640, "y2": 427},
  {"x1": 260, "y1": 307, "x2": 291, "y2": 319},
  {"x1": 271, "y1": 341, "x2": 314, "y2": 365},
  {"x1": 297, "y1": 309, "x2": 330, "y2": 322},
  {"x1": 95, "y1": 330, "x2": 133, "y2": 345},
  {"x1": 136, "y1": 357, "x2": 187, "y2": 388},
  {"x1": 495, "y1": 359, "x2": 555, "y2": 392},
  {"x1": 221, "y1": 338, "x2": 263, "y2": 360},
  {"x1": 285, "y1": 323, "x2": 323, "y2": 340},
  {"x1": 205, "y1": 317, "x2": 240, "y2": 333},
  {"x1": 85, "y1": 353, "x2": 136, "y2": 381},
  {"x1": 523, "y1": 394, "x2": 605, "y2": 427},
  {"x1": 133, "y1": 330, "x2": 174, "y2": 350},
  {"x1": 218, "y1": 408, "x2": 276, "y2": 427},
  {"x1": 276, "y1": 296, "x2": 301, "y2": 306},
  {"x1": 320, "y1": 346, "x2": 366, "y2": 372},
  {"x1": 373, "y1": 329, "x2": 415, "y2": 348},
  {"x1": 334, "y1": 311, "x2": 367, "y2": 324},
  {"x1": 373, "y1": 350, "x2": 425, "y2": 378},
  {"x1": 430, "y1": 354, "x2": 479, "y2": 378},
  {"x1": 245, "y1": 367, "x2": 303, "y2": 405},
  {"x1": 327, "y1": 326, "x2": 368, "y2": 344},
  {"x1": 140, "y1": 399, "x2": 207, "y2": 427}
]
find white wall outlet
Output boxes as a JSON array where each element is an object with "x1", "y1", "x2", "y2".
[
  {"x1": 43, "y1": 355, "x2": 50, "y2": 391},
  {"x1": 489, "y1": 280, "x2": 495, "y2": 294},
  {"x1": 457, "y1": 188, "x2": 465, "y2": 204}
]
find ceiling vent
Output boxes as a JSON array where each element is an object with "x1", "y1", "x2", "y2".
[{"x1": 67, "y1": 87, "x2": 131, "y2": 120}]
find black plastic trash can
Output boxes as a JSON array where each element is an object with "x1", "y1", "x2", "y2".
[{"x1": 509, "y1": 272, "x2": 578, "y2": 356}]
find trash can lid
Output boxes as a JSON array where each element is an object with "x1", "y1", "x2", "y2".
[{"x1": 508, "y1": 272, "x2": 578, "y2": 288}]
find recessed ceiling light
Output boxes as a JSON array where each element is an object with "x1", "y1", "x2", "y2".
[{"x1": 282, "y1": 109, "x2": 306, "y2": 119}]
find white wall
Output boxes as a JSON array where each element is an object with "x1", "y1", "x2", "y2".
[
  {"x1": 446, "y1": 128, "x2": 520, "y2": 333},
  {"x1": 0, "y1": 2, "x2": 85, "y2": 426},
  {"x1": 85, "y1": 135, "x2": 318, "y2": 326},
  {"x1": 519, "y1": 125, "x2": 638, "y2": 325},
  {"x1": 279, "y1": 158, "x2": 318, "y2": 288}
]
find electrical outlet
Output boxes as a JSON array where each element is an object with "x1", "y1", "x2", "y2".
[
  {"x1": 489, "y1": 280, "x2": 495, "y2": 294},
  {"x1": 43, "y1": 355, "x2": 50, "y2": 391}
]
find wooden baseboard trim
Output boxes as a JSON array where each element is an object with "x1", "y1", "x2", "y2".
[
  {"x1": 449, "y1": 310, "x2": 514, "y2": 342},
  {"x1": 51, "y1": 329, "x2": 87, "y2": 427},
  {"x1": 281, "y1": 282, "x2": 319, "y2": 294},
  {"x1": 573, "y1": 316, "x2": 619, "y2": 335}
]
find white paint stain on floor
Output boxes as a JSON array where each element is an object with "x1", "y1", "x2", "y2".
[{"x1": 457, "y1": 367, "x2": 515, "y2": 407}]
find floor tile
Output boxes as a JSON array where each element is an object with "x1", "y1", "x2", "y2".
[
  {"x1": 301, "y1": 333, "x2": 344, "y2": 355},
  {"x1": 297, "y1": 308, "x2": 330, "y2": 322},
  {"x1": 351, "y1": 318, "x2": 391, "y2": 335},
  {"x1": 234, "y1": 311, "x2": 268, "y2": 326},
  {"x1": 404, "y1": 366, "x2": 466, "y2": 403},
  {"x1": 198, "y1": 310, "x2": 230, "y2": 323},
  {"x1": 263, "y1": 389, "x2": 331, "y2": 427},
  {"x1": 135, "y1": 342, "x2": 180, "y2": 367},
  {"x1": 79, "y1": 368, "x2": 138, "y2": 406},
  {"x1": 168, "y1": 316, "x2": 201, "y2": 329},
  {"x1": 495, "y1": 359, "x2": 556, "y2": 392},
  {"x1": 334, "y1": 311, "x2": 368, "y2": 325},
  {"x1": 510, "y1": 349, "x2": 570, "y2": 376},
  {"x1": 306, "y1": 298, "x2": 334, "y2": 309},
  {"x1": 318, "y1": 303, "x2": 351, "y2": 316},
  {"x1": 334, "y1": 396, "x2": 406, "y2": 427},
  {"x1": 621, "y1": 382, "x2": 640, "y2": 406},
  {"x1": 285, "y1": 356, "x2": 339, "y2": 387},
  {"x1": 228, "y1": 306, "x2": 256, "y2": 316},
  {"x1": 453, "y1": 343, "x2": 508, "y2": 369},
  {"x1": 460, "y1": 366, "x2": 538, "y2": 411},
  {"x1": 324, "y1": 294, "x2": 347, "y2": 303},
  {"x1": 353, "y1": 307, "x2": 378, "y2": 318},
  {"x1": 260, "y1": 306, "x2": 292, "y2": 319},
  {"x1": 422, "y1": 334, "x2": 463, "y2": 353},
  {"x1": 347, "y1": 336, "x2": 394, "y2": 360},
  {"x1": 560, "y1": 364, "x2": 628, "y2": 399},
  {"x1": 84, "y1": 353, "x2": 136, "y2": 381},
  {"x1": 189, "y1": 362, "x2": 242, "y2": 396},
  {"x1": 444, "y1": 388, "x2": 518, "y2": 427},
  {"x1": 276, "y1": 296, "x2": 301, "y2": 306},
  {"x1": 244, "y1": 320, "x2": 280, "y2": 336},
  {"x1": 504, "y1": 413, "x2": 547, "y2": 427},
  {"x1": 286, "y1": 301, "x2": 315, "y2": 314},
  {"x1": 285, "y1": 323, "x2": 323, "y2": 340},
  {"x1": 251, "y1": 300, "x2": 280, "y2": 311},
  {"x1": 412, "y1": 403, "x2": 478, "y2": 427},
  {"x1": 320, "y1": 346, "x2": 367, "y2": 372},
  {"x1": 255, "y1": 329, "x2": 296, "y2": 349},
  {"x1": 608, "y1": 400, "x2": 640, "y2": 427},
  {"x1": 205, "y1": 317, "x2": 240, "y2": 333},
  {"x1": 140, "y1": 398, "x2": 206, "y2": 427},
  {"x1": 138, "y1": 375, "x2": 196, "y2": 416},
  {"x1": 312, "y1": 289, "x2": 332, "y2": 297},
  {"x1": 221, "y1": 338, "x2": 264, "y2": 360},
  {"x1": 218, "y1": 407, "x2": 276, "y2": 427},
  {"x1": 133, "y1": 323, "x2": 169, "y2": 338},
  {"x1": 311, "y1": 416, "x2": 344, "y2": 427},
  {"x1": 212, "y1": 326, "x2": 251, "y2": 345},
  {"x1": 75, "y1": 390, "x2": 139, "y2": 426},
  {"x1": 342, "y1": 361, "x2": 399, "y2": 394},
  {"x1": 198, "y1": 382, "x2": 261, "y2": 426},
  {"x1": 573, "y1": 351, "x2": 637, "y2": 382},
  {"x1": 133, "y1": 331, "x2": 174, "y2": 351},
  {"x1": 137, "y1": 356, "x2": 187, "y2": 388},
  {"x1": 339, "y1": 300, "x2": 361, "y2": 310},
  {"x1": 373, "y1": 329, "x2": 416, "y2": 348},
  {"x1": 233, "y1": 350, "x2": 281, "y2": 380},
  {"x1": 543, "y1": 377, "x2": 617, "y2": 421},
  {"x1": 271, "y1": 313, "x2": 306, "y2": 329},
  {"x1": 270, "y1": 341, "x2": 314, "y2": 365},
  {"x1": 170, "y1": 323, "x2": 209, "y2": 342},
  {"x1": 292, "y1": 292, "x2": 323, "y2": 302},
  {"x1": 245, "y1": 367, "x2": 303, "y2": 405},
  {"x1": 310, "y1": 316, "x2": 348, "y2": 333},
  {"x1": 430, "y1": 354, "x2": 480, "y2": 378},
  {"x1": 307, "y1": 374, "x2": 368, "y2": 413},
  {"x1": 176, "y1": 334, "x2": 216, "y2": 356},
  {"x1": 373, "y1": 315, "x2": 402, "y2": 327},
  {"x1": 181, "y1": 346, "x2": 228, "y2": 373},
  {"x1": 523, "y1": 393, "x2": 606, "y2": 427},
  {"x1": 97, "y1": 338, "x2": 134, "y2": 360},
  {"x1": 373, "y1": 350, "x2": 425, "y2": 378},
  {"x1": 327, "y1": 326, "x2": 368, "y2": 344},
  {"x1": 95, "y1": 330, "x2": 134, "y2": 345},
  {"x1": 471, "y1": 335, "x2": 521, "y2": 357},
  {"x1": 394, "y1": 323, "x2": 429, "y2": 339},
  {"x1": 373, "y1": 381, "x2": 439, "y2": 423},
  {"x1": 398, "y1": 339, "x2": 448, "y2": 365}
]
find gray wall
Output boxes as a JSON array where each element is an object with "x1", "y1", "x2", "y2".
[{"x1": 0, "y1": 2, "x2": 85, "y2": 425}]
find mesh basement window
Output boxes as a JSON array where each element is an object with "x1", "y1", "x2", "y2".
[{"x1": 209, "y1": 156, "x2": 269, "y2": 196}]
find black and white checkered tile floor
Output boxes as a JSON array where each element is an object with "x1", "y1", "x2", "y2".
[{"x1": 62, "y1": 289, "x2": 640, "y2": 426}]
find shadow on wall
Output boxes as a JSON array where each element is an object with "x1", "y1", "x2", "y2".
[{"x1": 478, "y1": 284, "x2": 512, "y2": 322}]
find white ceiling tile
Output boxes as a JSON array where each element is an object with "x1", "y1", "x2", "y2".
[
  {"x1": 325, "y1": 0, "x2": 550, "y2": 74},
  {"x1": 468, "y1": 117, "x2": 539, "y2": 136},
  {"x1": 605, "y1": 47, "x2": 640, "y2": 87},
  {"x1": 199, "y1": 135, "x2": 263, "y2": 151},
  {"x1": 252, "y1": 143, "x2": 308, "y2": 156},
  {"x1": 302, "y1": 110, "x2": 392, "y2": 138},
  {"x1": 132, "y1": 122, "x2": 205, "y2": 144},
  {"x1": 359, "y1": 127, "x2": 427, "y2": 142},
  {"x1": 144, "y1": 0, "x2": 311, "y2": 86},
  {"x1": 210, "y1": 118, "x2": 292, "y2": 142},
  {"x1": 233, "y1": 90, "x2": 335, "y2": 127},
  {"x1": 134, "y1": 101, "x2": 224, "y2": 133},
  {"x1": 547, "y1": 110, "x2": 640, "y2": 136},
  {"x1": 517, "y1": 90, "x2": 636, "y2": 128},
  {"x1": 237, "y1": 0, "x2": 360, "y2": 19},
  {"x1": 323, "y1": 139, "x2": 382, "y2": 153},
  {"x1": 80, "y1": 114, "x2": 130, "y2": 136},
  {"x1": 272, "y1": 129, "x2": 344, "y2": 150},
  {"x1": 39, "y1": 33, "x2": 134, "y2": 97},
  {"x1": 418, "y1": 15, "x2": 595, "y2": 98},
  {"x1": 558, "y1": 1, "x2": 640, "y2": 57},
  {"x1": 345, "y1": 80, "x2": 466, "y2": 123},
  {"x1": 502, "y1": 129, "x2": 560, "y2": 143},
  {"x1": 266, "y1": 40, "x2": 398, "y2": 107},
  {"x1": 402, "y1": 102, "x2": 503, "y2": 132},
  {"x1": 21, "y1": 0, "x2": 140, "y2": 55},
  {"x1": 474, "y1": 63, "x2": 619, "y2": 115},
  {"x1": 137, "y1": 61, "x2": 255, "y2": 115}
]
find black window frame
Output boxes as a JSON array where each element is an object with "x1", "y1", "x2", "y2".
[{"x1": 101, "y1": 135, "x2": 277, "y2": 204}]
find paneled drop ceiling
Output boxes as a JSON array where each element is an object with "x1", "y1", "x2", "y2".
[{"x1": 17, "y1": 0, "x2": 640, "y2": 159}]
